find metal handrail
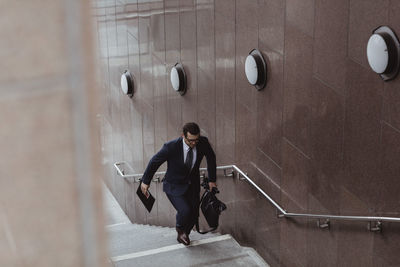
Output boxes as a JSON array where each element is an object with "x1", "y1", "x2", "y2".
[{"x1": 113, "y1": 162, "x2": 400, "y2": 231}]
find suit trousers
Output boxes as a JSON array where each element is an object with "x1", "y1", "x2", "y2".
[{"x1": 166, "y1": 183, "x2": 200, "y2": 235}]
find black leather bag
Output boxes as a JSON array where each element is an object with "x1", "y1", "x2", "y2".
[{"x1": 196, "y1": 180, "x2": 227, "y2": 234}]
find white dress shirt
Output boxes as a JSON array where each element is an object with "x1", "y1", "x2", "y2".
[{"x1": 183, "y1": 138, "x2": 197, "y2": 170}]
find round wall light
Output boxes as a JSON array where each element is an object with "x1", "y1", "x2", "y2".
[
  {"x1": 121, "y1": 70, "x2": 134, "y2": 97},
  {"x1": 245, "y1": 49, "x2": 267, "y2": 90},
  {"x1": 367, "y1": 26, "x2": 400, "y2": 81},
  {"x1": 170, "y1": 63, "x2": 187, "y2": 95}
]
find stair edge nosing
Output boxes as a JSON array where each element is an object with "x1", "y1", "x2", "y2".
[{"x1": 110, "y1": 234, "x2": 233, "y2": 263}]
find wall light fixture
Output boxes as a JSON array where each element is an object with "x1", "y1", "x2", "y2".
[
  {"x1": 170, "y1": 63, "x2": 187, "y2": 95},
  {"x1": 367, "y1": 26, "x2": 400, "y2": 81},
  {"x1": 120, "y1": 70, "x2": 134, "y2": 97},
  {"x1": 245, "y1": 49, "x2": 267, "y2": 90}
]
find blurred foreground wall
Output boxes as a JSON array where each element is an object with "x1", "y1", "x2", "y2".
[{"x1": 0, "y1": 1, "x2": 107, "y2": 266}]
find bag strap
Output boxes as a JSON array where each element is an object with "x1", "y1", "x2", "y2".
[
  {"x1": 195, "y1": 190, "x2": 217, "y2": 234},
  {"x1": 196, "y1": 223, "x2": 217, "y2": 234}
]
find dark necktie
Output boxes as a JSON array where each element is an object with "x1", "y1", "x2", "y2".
[{"x1": 185, "y1": 148, "x2": 193, "y2": 170}]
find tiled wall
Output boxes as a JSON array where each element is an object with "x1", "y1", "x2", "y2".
[
  {"x1": 94, "y1": 0, "x2": 400, "y2": 265},
  {"x1": 0, "y1": 1, "x2": 107, "y2": 266}
]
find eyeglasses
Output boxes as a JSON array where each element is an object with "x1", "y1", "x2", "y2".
[{"x1": 186, "y1": 137, "x2": 199, "y2": 143}]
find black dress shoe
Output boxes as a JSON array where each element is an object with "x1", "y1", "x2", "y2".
[{"x1": 176, "y1": 227, "x2": 190, "y2": 246}]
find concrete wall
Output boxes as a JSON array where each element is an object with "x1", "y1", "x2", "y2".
[
  {"x1": 0, "y1": 1, "x2": 107, "y2": 266},
  {"x1": 94, "y1": 0, "x2": 400, "y2": 266}
]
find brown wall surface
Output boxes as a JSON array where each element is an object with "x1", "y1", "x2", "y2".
[
  {"x1": 0, "y1": 0, "x2": 107, "y2": 266},
  {"x1": 94, "y1": 0, "x2": 400, "y2": 266}
]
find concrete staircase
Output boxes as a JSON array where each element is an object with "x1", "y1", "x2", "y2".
[{"x1": 104, "y1": 185, "x2": 269, "y2": 267}]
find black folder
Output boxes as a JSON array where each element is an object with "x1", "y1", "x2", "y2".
[{"x1": 136, "y1": 182, "x2": 155, "y2": 213}]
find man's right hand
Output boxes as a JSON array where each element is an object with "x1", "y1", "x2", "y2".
[{"x1": 141, "y1": 183, "x2": 150, "y2": 198}]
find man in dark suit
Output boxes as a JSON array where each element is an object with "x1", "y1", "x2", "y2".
[{"x1": 141, "y1": 122, "x2": 217, "y2": 246}]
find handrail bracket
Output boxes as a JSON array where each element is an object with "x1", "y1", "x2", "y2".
[
  {"x1": 317, "y1": 219, "x2": 330, "y2": 230},
  {"x1": 368, "y1": 221, "x2": 382, "y2": 233},
  {"x1": 223, "y1": 168, "x2": 234, "y2": 177},
  {"x1": 277, "y1": 210, "x2": 285, "y2": 218}
]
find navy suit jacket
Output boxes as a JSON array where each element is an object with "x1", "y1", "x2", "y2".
[{"x1": 142, "y1": 136, "x2": 216, "y2": 196}]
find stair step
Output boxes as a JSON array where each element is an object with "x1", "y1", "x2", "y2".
[
  {"x1": 107, "y1": 223, "x2": 170, "y2": 234},
  {"x1": 107, "y1": 223, "x2": 217, "y2": 257},
  {"x1": 112, "y1": 235, "x2": 264, "y2": 267}
]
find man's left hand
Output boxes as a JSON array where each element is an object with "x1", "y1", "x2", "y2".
[{"x1": 208, "y1": 182, "x2": 217, "y2": 191}]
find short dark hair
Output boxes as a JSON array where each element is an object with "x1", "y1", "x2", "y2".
[{"x1": 183, "y1": 122, "x2": 200, "y2": 137}]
